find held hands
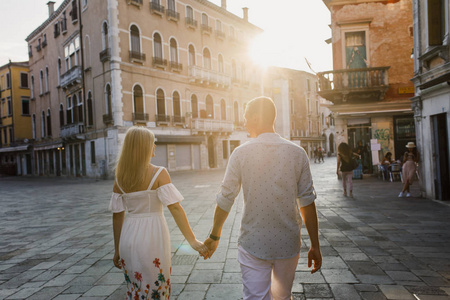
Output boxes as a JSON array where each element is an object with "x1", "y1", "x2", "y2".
[
  {"x1": 203, "y1": 237, "x2": 219, "y2": 260},
  {"x1": 307, "y1": 247, "x2": 322, "y2": 274},
  {"x1": 189, "y1": 239, "x2": 210, "y2": 258},
  {"x1": 113, "y1": 251, "x2": 122, "y2": 269}
]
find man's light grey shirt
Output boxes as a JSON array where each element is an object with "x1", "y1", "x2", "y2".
[{"x1": 216, "y1": 133, "x2": 316, "y2": 260}]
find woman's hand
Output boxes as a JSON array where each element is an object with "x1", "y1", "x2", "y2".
[
  {"x1": 189, "y1": 239, "x2": 209, "y2": 258},
  {"x1": 113, "y1": 251, "x2": 122, "y2": 269}
]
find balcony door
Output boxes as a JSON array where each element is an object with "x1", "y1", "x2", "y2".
[
  {"x1": 431, "y1": 113, "x2": 450, "y2": 200},
  {"x1": 133, "y1": 85, "x2": 144, "y2": 114},
  {"x1": 345, "y1": 31, "x2": 367, "y2": 69}
]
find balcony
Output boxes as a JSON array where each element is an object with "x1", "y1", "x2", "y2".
[
  {"x1": 60, "y1": 122, "x2": 85, "y2": 140},
  {"x1": 215, "y1": 30, "x2": 225, "y2": 39},
  {"x1": 185, "y1": 17, "x2": 197, "y2": 29},
  {"x1": 100, "y1": 48, "x2": 111, "y2": 62},
  {"x1": 133, "y1": 112, "x2": 149, "y2": 123},
  {"x1": 169, "y1": 61, "x2": 182, "y2": 72},
  {"x1": 103, "y1": 113, "x2": 113, "y2": 125},
  {"x1": 153, "y1": 57, "x2": 167, "y2": 68},
  {"x1": 127, "y1": 0, "x2": 143, "y2": 7},
  {"x1": 129, "y1": 51, "x2": 146, "y2": 63},
  {"x1": 166, "y1": 9, "x2": 180, "y2": 21},
  {"x1": 188, "y1": 66, "x2": 231, "y2": 89},
  {"x1": 191, "y1": 118, "x2": 233, "y2": 134},
  {"x1": 156, "y1": 114, "x2": 171, "y2": 125},
  {"x1": 42, "y1": 40, "x2": 47, "y2": 48},
  {"x1": 201, "y1": 24, "x2": 213, "y2": 34},
  {"x1": 172, "y1": 116, "x2": 185, "y2": 124},
  {"x1": 150, "y1": 2, "x2": 165, "y2": 15},
  {"x1": 60, "y1": 66, "x2": 82, "y2": 89},
  {"x1": 317, "y1": 67, "x2": 390, "y2": 104},
  {"x1": 36, "y1": 44, "x2": 41, "y2": 52}
]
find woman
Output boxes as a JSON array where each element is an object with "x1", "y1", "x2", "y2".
[
  {"x1": 337, "y1": 142, "x2": 359, "y2": 197},
  {"x1": 109, "y1": 126, "x2": 208, "y2": 300},
  {"x1": 380, "y1": 152, "x2": 394, "y2": 180},
  {"x1": 399, "y1": 142, "x2": 419, "y2": 198}
]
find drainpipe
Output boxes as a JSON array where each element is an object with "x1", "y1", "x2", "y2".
[
  {"x1": 7, "y1": 60, "x2": 14, "y2": 146},
  {"x1": 78, "y1": 0, "x2": 87, "y2": 130}
]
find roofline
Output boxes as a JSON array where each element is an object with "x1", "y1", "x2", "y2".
[
  {"x1": 268, "y1": 66, "x2": 316, "y2": 77},
  {"x1": 0, "y1": 61, "x2": 29, "y2": 70},
  {"x1": 26, "y1": 0, "x2": 70, "y2": 42}
]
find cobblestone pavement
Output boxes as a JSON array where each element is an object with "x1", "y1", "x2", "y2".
[{"x1": 1, "y1": 157, "x2": 450, "y2": 300}]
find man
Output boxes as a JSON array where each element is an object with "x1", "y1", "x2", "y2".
[{"x1": 204, "y1": 97, "x2": 322, "y2": 300}]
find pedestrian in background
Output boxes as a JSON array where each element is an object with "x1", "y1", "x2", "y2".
[
  {"x1": 204, "y1": 97, "x2": 322, "y2": 300},
  {"x1": 399, "y1": 142, "x2": 420, "y2": 197},
  {"x1": 337, "y1": 142, "x2": 359, "y2": 197},
  {"x1": 109, "y1": 126, "x2": 208, "y2": 300},
  {"x1": 318, "y1": 146, "x2": 324, "y2": 163}
]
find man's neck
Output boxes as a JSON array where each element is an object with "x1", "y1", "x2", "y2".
[{"x1": 251, "y1": 128, "x2": 275, "y2": 138}]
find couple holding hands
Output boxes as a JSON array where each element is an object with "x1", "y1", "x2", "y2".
[{"x1": 110, "y1": 97, "x2": 322, "y2": 300}]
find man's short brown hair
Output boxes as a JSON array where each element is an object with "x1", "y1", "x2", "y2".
[{"x1": 245, "y1": 97, "x2": 277, "y2": 125}]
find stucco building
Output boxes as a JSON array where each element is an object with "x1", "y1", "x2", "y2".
[
  {"x1": 319, "y1": 0, "x2": 416, "y2": 174},
  {"x1": 411, "y1": 0, "x2": 449, "y2": 200},
  {"x1": 0, "y1": 61, "x2": 32, "y2": 176},
  {"x1": 26, "y1": 0, "x2": 262, "y2": 178}
]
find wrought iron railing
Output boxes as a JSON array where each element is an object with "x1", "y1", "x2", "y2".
[
  {"x1": 169, "y1": 61, "x2": 182, "y2": 71},
  {"x1": 201, "y1": 24, "x2": 212, "y2": 33},
  {"x1": 172, "y1": 116, "x2": 185, "y2": 123},
  {"x1": 133, "y1": 112, "x2": 149, "y2": 122},
  {"x1": 103, "y1": 114, "x2": 113, "y2": 125},
  {"x1": 153, "y1": 57, "x2": 167, "y2": 67},
  {"x1": 129, "y1": 51, "x2": 146, "y2": 62},
  {"x1": 185, "y1": 17, "x2": 197, "y2": 27},
  {"x1": 156, "y1": 114, "x2": 171, "y2": 123},
  {"x1": 150, "y1": 2, "x2": 165, "y2": 14},
  {"x1": 99, "y1": 48, "x2": 111, "y2": 62},
  {"x1": 166, "y1": 9, "x2": 180, "y2": 20}
]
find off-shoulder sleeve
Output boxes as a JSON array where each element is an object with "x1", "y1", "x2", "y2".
[
  {"x1": 157, "y1": 183, "x2": 184, "y2": 207},
  {"x1": 109, "y1": 193, "x2": 125, "y2": 213}
]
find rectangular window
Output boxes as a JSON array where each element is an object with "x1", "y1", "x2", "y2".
[
  {"x1": 8, "y1": 127, "x2": 13, "y2": 144},
  {"x1": 345, "y1": 31, "x2": 367, "y2": 68},
  {"x1": 7, "y1": 97, "x2": 12, "y2": 116},
  {"x1": 6, "y1": 73, "x2": 11, "y2": 89},
  {"x1": 427, "y1": 0, "x2": 445, "y2": 46},
  {"x1": 22, "y1": 98, "x2": 30, "y2": 115},
  {"x1": 3, "y1": 128, "x2": 6, "y2": 144},
  {"x1": 20, "y1": 73, "x2": 29, "y2": 88},
  {"x1": 91, "y1": 141, "x2": 96, "y2": 164}
]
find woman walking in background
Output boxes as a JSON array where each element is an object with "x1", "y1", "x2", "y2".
[
  {"x1": 399, "y1": 142, "x2": 420, "y2": 198},
  {"x1": 109, "y1": 126, "x2": 208, "y2": 300},
  {"x1": 337, "y1": 142, "x2": 359, "y2": 198}
]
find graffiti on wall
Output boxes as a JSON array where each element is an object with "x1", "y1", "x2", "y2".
[{"x1": 374, "y1": 128, "x2": 391, "y2": 153}]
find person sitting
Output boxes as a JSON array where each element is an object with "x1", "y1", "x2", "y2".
[{"x1": 380, "y1": 152, "x2": 394, "y2": 180}]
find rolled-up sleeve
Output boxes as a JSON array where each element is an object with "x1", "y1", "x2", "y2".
[
  {"x1": 216, "y1": 150, "x2": 241, "y2": 212},
  {"x1": 297, "y1": 159, "x2": 316, "y2": 207}
]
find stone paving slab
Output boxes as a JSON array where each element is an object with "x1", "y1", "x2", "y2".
[{"x1": 1, "y1": 158, "x2": 450, "y2": 299}]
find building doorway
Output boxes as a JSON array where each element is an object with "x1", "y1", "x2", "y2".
[
  {"x1": 431, "y1": 113, "x2": 449, "y2": 200},
  {"x1": 208, "y1": 136, "x2": 215, "y2": 168},
  {"x1": 348, "y1": 124, "x2": 372, "y2": 173}
]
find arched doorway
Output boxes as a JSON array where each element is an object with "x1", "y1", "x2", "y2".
[
  {"x1": 329, "y1": 134, "x2": 335, "y2": 154},
  {"x1": 208, "y1": 136, "x2": 215, "y2": 168}
]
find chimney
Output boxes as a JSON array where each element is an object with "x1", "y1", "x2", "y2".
[
  {"x1": 47, "y1": 1, "x2": 56, "y2": 17},
  {"x1": 242, "y1": 7, "x2": 249, "y2": 22},
  {"x1": 221, "y1": 0, "x2": 227, "y2": 10}
]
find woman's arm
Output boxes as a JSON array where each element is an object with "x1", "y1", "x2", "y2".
[
  {"x1": 112, "y1": 211, "x2": 124, "y2": 268},
  {"x1": 168, "y1": 203, "x2": 209, "y2": 256}
]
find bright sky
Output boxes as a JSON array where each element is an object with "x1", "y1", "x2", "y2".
[{"x1": 0, "y1": 0, "x2": 332, "y2": 73}]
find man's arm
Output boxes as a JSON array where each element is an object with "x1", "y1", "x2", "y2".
[
  {"x1": 204, "y1": 205, "x2": 229, "y2": 259},
  {"x1": 300, "y1": 202, "x2": 322, "y2": 274}
]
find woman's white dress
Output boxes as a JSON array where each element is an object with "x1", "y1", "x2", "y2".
[{"x1": 109, "y1": 167, "x2": 183, "y2": 300}]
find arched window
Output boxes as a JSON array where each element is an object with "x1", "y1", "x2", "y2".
[
  {"x1": 233, "y1": 101, "x2": 239, "y2": 124},
  {"x1": 173, "y1": 91, "x2": 181, "y2": 121},
  {"x1": 57, "y1": 59, "x2": 61, "y2": 86},
  {"x1": 133, "y1": 85, "x2": 144, "y2": 113},
  {"x1": 130, "y1": 25, "x2": 140, "y2": 53},
  {"x1": 47, "y1": 109, "x2": 52, "y2": 136},
  {"x1": 202, "y1": 13, "x2": 208, "y2": 26},
  {"x1": 87, "y1": 92, "x2": 93, "y2": 126},
  {"x1": 220, "y1": 99, "x2": 226, "y2": 120},
  {"x1": 102, "y1": 22, "x2": 109, "y2": 50},
  {"x1": 153, "y1": 32, "x2": 162, "y2": 59},
  {"x1": 66, "y1": 96, "x2": 73, "y2": 124},
  {"x1": 191, "y1": 94, "x2": 198, "y2": 118},
  {"x1": 77, "y1": 92, "x2": 83, "y2": 122},
  {"x1": 32, "y1": 114, "x2": 36, "y2": 139},
  {"x1": 188, "y1": 44, "x2": 195, "y2": 66},
  {"x1": 30, "y1": 75, "x2": 34, "y2": 98},
  {"x1": 105, "y1": 84, "x2": 112, "y2": 116},
  {"x1": 218, "y1": 54, "x2": 224, "y2": 73},
  {"x1": 45, "y1": 67, "x2": 49, "y2": 92},
  {"x1": 206, "y1": 95, "x2": 214, "y2": 119},
  {"x1": 41, "y1": 111, "x2": 45, "y2": 137},
  {"x1": 203, "y1": 48, "x2": 211, "y2": 69},
  {"x1": 59, "y1": 104, "x2": 65, "y2": 127},
  {"x1": 170, "y1": 38, "x2": 178, "y2": 63},
  {"x1": 156, "y1": 88, "x2": 165, "y2": 117},
  {"x1": 84, "y1": 35, "x2": 91, "y2": 67},
  {"x1": 231, "y1": 60, "x2": 237, "y2": 79},
  {"x1": 39, "y1": 70, "x2": 43, "y2": 95}
]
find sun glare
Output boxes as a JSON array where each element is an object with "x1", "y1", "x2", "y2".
[{"x1": 248, "y1": 33, "x2": 273, "y2": 70}]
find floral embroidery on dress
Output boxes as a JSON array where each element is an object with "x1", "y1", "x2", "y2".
[{"x1": 121, "y1": 258, "x2": 170, "y2": 300}]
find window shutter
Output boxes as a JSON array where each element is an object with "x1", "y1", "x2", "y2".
[{"x1": 427, "y1": 0, "x2": 442, "y2": 46}]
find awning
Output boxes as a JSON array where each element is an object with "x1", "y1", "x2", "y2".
[
  {"x1": 0, "y1": 145, "x2": 30, "y2": 153},
  {"x1": 155, "y1": 135, "x2": 205, "y2": 144},
  {"x1": 34, "y1": 143, "x2": 63, "y2": 151}
]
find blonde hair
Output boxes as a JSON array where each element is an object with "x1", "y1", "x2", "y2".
[
  {"x1": 115, "y1": 126, "x2": 155, "y2": 192},
  {"x1": 245, "y1": 96, "x2": 277, "y2": 125}
]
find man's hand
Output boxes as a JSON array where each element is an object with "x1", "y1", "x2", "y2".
[
  {"x1": 203, "y1": 238, "x2": 219, "y2": 259},
  {"x1": 307, "y1": 247, "x2": 322, "y2": 274}
]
